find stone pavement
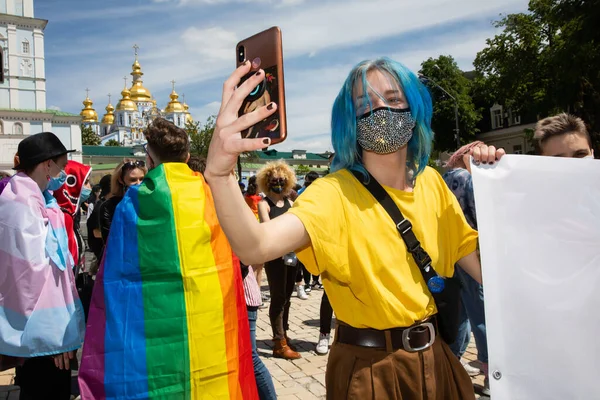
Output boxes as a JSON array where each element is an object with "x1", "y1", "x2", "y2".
[
  {"x1": 254, "y1": 280, "x2": 489, "y2": 400},
  {"x1": 0, "y1": 261, "x2": 489, "y2": 400}
]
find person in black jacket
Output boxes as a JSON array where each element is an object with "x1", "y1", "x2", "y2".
[
  {"x1": 98, "y1": 159, "x2": 146, "y2": 245},
  {"x1": 87, "y1": 174, "x2": 111, "y2": 262}
]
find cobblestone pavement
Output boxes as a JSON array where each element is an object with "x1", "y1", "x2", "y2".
[
  {"x1": 0, "y1": 254, "x2": 488, "y2": 399},
  {"x1": 253, "y1": 282, "x2": 488, "y2": 400}
]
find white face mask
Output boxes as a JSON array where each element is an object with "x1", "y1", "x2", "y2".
[{"x1": 584, "y1": 155, "x2": 595, "y2": 159}]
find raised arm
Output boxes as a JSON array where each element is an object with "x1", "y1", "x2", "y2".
[
  {"x1": 207, "y1": 174, "x2": 309, "y2": 265},
  {"x1": 204, "y1": 61, "x2": 309, "y2": 265}
]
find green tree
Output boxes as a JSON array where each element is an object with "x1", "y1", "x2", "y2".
[
  {"x1": 105, "y1": 139, "x2": 120, "y2": 147},
  {"x1": 81, "y1": 125, "x2": 100, "y2": 146},
  {"x1": 186, "y1": 118, "x2": 210, "y2": 158},
  {"x1": 474, "y1": 0, "x2": 600, "y2": 148},
  {"x1": 473, "y1": 11, "x2": 552, "y2": 119},
  {"x1": 419, "y1": 55, "x2": 480, "y2": 151},
  {"x1": 295, "y1": 164, "x2": 311, "y2": 177}
]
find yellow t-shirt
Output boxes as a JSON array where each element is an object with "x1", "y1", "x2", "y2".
[{"x1": 288, "y1": 167, "x2": 478, "y2": 329}]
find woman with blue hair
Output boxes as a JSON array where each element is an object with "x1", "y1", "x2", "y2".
[{"x1": 205, "y1": 57, "x2": 502, "y2": 398}]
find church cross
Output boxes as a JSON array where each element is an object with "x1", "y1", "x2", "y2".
[
  {"x1": 123, "y1": 76, "x2": 128, "y2": 88},
  {"x1": 133, "y1": 44, "x2": 139, "y2": 59},
  {"x1": 171, "y1": 79, "x2": 176, "y2": 91},
  {"x1": 85, "y1": 88, "x2": 90, "y2": 98},
  {"x1": 108, "y1": 93, "x2": 112, "y2": 103}
]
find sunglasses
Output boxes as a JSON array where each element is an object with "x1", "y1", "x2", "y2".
[
  {"x1": 121, "y1": 160, "x2": 146, "y2": 179},
  {"x1": 269, "y1": 178, "x2": 286, "y2": 185}
]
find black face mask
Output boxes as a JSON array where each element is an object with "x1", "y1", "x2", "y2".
[{"x1": 269, "y1": 178, "x2": 286, "y2": 194}]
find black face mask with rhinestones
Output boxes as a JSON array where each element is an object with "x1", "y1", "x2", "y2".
[{"x1": 356, "y1": 107, "x2": 416, "y2": 154}]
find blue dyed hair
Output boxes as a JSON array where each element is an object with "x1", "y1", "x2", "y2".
[{"x1": 330, "y1": 57, "x2": 434, "y2": 177}]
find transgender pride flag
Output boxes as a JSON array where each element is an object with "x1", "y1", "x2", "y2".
[{"x1": 0, "y1": 172, "x2": 85, "y2": 358}]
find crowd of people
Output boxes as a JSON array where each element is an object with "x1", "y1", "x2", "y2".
[{"x1": 0, "y1": 55, "x2": 596, "y2": 400}]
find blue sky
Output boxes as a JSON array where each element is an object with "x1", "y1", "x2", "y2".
[{"x1": 37, "y1": 0, "x2": 528, "y2": 152}]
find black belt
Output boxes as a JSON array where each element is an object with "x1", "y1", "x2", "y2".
[{"x1": 336, "y1": 316, "x2": 437, "y2": 353}]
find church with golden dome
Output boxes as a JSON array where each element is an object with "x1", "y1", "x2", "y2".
[{"x1": 80, "y1": 45, "x2": 193, "y2": 146}]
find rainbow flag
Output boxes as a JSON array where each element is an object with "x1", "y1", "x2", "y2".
[{"x1": 79, "y1": 163, "x2": 257, "y2": 400}]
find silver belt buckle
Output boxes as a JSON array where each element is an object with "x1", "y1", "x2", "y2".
[{"x1": 401, "y1": 322, "x2": 435, "y2": 353}]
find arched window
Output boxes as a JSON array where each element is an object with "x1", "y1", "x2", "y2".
[
  {"x1": 21, "y1": 39, "x2": 29, "y2": 54},
  {"x1": 13, "y1": 122, "x2": 23, "y2": 135}
]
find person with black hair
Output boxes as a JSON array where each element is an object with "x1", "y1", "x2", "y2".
[{"x1": 87, "y1": 174, "x2": 111, "y2": 262}]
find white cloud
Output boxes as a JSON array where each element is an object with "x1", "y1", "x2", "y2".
[
  {"x1": 181, "y1": 27, "x2": 239, "y2": 61},
  {"x1": 192, "y1": 101, "x2": 221, "y2": 123},
  {"x1": 45, "y1": 0, "x2": 528, "y2": 153},
  {"x1": 277, "y1": 25, "x2": 507, "y2": 151}
]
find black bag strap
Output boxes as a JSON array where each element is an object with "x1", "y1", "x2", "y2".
[{"x1": 350, "y1": 169, "x2": 442, "y2": 288}]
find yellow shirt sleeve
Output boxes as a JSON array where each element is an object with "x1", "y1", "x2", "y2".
[{"x1": 288, "y1": 177, "x2": 349, "y2": 280}]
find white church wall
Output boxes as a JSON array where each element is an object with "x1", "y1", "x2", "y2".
[
  {"x1": 0, "y1": 87, "x2": 9, "y2": 107},
  {"x1": 0, "y1": 136, "x2": 20, "y2": 167},
  {"x1": 52, "y1": 124, "x2": 72, "y2": 149},
  {"x1": 29, "y1": 120, "x2": 42, "y2": 133}
]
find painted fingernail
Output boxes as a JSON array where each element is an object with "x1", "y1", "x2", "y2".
[
  {"x1": 490, "y1": 161, "x2": 495, "y2": 165},
  {"x1": 262, "y1": 138, "x2": 270, "y2": 145},
  {"x1": 243, "y1": 60, "x2": 250, "y2": 65},
  {"x1": 252, "y1": 57, "x2": 261, "y2": 68},
  {"x1": 267, "y1": 102, "x2": 274, "y2": 110},
  {"x1": 482, "y1": 161, "x2": 487, "y2": 164},
  {"x1": 255, "y1": 70, "x2": 262, "y2": 76}
]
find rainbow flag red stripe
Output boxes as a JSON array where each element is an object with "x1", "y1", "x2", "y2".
[{"x1": 79, "y1": 163, "x2": 257, "y2": 399}]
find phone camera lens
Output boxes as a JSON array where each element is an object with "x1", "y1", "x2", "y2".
[{"x1": 238, "y1": 46, "x2": 245, "y2": 63}]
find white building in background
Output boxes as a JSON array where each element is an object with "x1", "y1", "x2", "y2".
[
  {"x1": 0, "y1": 0, "x2": 82, "y2": 170},
  {"x1": 81, "y1": 45, "x2": 193, "y2": 147}
]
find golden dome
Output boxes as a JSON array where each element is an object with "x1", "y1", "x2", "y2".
[
  {"x1": 184, "y1": 103, "x2": 193, "y2": 123},
  {"x1": 101, "y1": 101, "x2": 115, "y2": 125},
  {"x1": 116, "y1": 87, "x2": 138, "y2": 112},
  {"x1": 164, "y1": 90, "x2": 185, "y2": 113},
  {"x1": 129, "y1": 59, "x2": 153, "y2": 102},
  {"x1": 80, "y1": 96, "x2": 98, "y2": 123}
]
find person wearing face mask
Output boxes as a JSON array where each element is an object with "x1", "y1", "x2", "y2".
[
  {"x1": 204, "y1": 57, "x2": 504, "y2": 399},
  {"x1": 79, "y1": 118, "x2": 258, "y2": 399},
  {"x1": 256, "y1": 161, "x2": 302, "y2": 359},
  {"x1": 97, "y1": 158, "x2": 147, "y2": 245},
  {"x1": 53, "y1": 161, "x2": 93, "y2": 270},
  {"x1": 53, "y1": 161, "x2": 95, "y2": 321},
  {"x1": 0, "y1": 132, "x2": 85, "y2": 400},
  {"x1": 532, "y1": 113, "x2": 595, "y2": 158}
]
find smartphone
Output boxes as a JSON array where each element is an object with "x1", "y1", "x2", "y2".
[{"x1": 236, "y1": 27, "x2": 287, "y2": 145}]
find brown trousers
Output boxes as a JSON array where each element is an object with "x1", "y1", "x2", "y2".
[{"x1": 326, "y1": 334, "x2": 476, "y2": 400}]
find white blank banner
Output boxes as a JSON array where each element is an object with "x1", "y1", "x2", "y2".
[{"x1": 472, "y1": 155, "x2": 600, "y2": 400}]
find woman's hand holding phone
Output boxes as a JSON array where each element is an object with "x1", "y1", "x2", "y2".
[{"x1": 205, "y1": 60, "x2": 278, "y2": 181}]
